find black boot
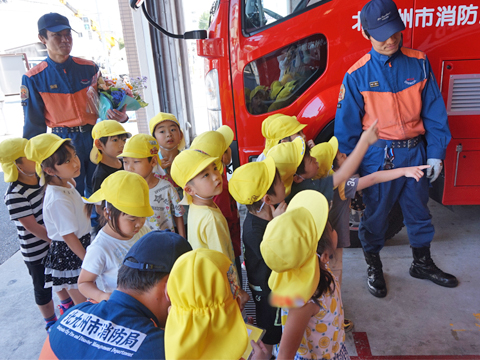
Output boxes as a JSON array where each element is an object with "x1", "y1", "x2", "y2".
[
  {"x1": 363, "y1": 251, "x2": 387, "y2": 298},
  {"x1": 409, "y1": 247, "x2": 458, "y2": 287}
]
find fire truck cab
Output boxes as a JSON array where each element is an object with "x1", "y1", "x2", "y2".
[{"x1": 198, "y1": 0, "x2": 480, "y2": 206}]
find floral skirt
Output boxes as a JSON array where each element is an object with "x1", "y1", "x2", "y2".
[
  {"x1": 295, "y1": 343, "x2": 350, "y2": 360},
  {"x1": 43, "y1": 234, "x2": 90, "y2": 292}
]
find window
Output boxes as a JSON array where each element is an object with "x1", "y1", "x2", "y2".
[
  {"x1": 244, "y1": 34, "x2": 327, "y2": 115},
  {"x1": 243, "y1": 0, "x2": 328, "y2": 33}
]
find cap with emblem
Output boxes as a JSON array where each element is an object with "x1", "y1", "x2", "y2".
[
  {"x1": 38, "y1": 13, "x2": 71, "y2": 33},
  {"x1": 360, "y1": 0, "x2": 405, "y2": 42},
  {"x1": 228, "y1": 156, "x2": 277, "y2": 205},
  {"x1": 123, "y1": 230, "x2": 192, "y2": 272}
]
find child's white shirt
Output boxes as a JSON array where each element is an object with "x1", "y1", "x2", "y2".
[
  {"x1": 82, "y1": 226, "x2": 150, "y2": 293},
  {"x1": 43, "y1": 182, "x2": 91, "y2": 241}
]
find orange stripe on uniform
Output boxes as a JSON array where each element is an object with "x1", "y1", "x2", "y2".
[
  {"x1": 38, "y1": 336, "x2": 59, "y2": 360},
  {"x1": 348, "y1": 54, "x2": 371, "y2": 75},
  {"x1": 25, "y1": 62, "x2": 48, "y2": 78},
  {"x1": 361, "y1": 80, "x2": 427, "y2": 140},
  {"x1": 41, "y1": 87, "x2": 98, "y2": 128},
  {"x1": 71, "y1": 57, "x2": 96, "y2": 67},
  {"x1": 401, "y1": 47, "x2": 426, "y2": 60}
]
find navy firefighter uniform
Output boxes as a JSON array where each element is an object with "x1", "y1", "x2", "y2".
[
  {"x1": 334, "y1": 46, "x2": 451, "y2": 253},
  {"x1": 21, "y1": 56, "x2": 99, "y2": 197},
  {"x1": 39, "y1": 290, "x2": 166, "y2": 359}
]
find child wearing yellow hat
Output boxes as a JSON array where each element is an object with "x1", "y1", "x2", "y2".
[
  {"x1": 165, "y1": 248, "x2": 270, "y2": 360},
  {"x1": 78, "y1": 171, "x2": 152, "y2": 302},
  {"x1": 228, "y1": 157, "x2": 287, "y2": 354},
  {"x1": 261, "y1": 190, "x2": 349, "y2": 359},
  {"x1": 89, "y1": 120, "x2": 131, "y2": 235},
  {"x1": 25, "y1": 134, "x2": 92, "y2": 306},
  {"x1": 149, "y1": 112, "x2": 185, "y2": 175},
  {"x1": 190, "y1": 125, "x2": 242, "y2": 280},
  {"x1": 0, "y1": 138, "x2": 71, "y2": 331},
  {"x1": 90, "y1": 120, "x2": 131, "y2": 192},
  {"x1": 256, "y1": 113, "x2": 315, "y2": 162},
  {"x1": 171, "y1": 149, "x2": 250, "y2": 307},
  {"x1": 119, "y1": 133, "x2": 185, "y2": 238}
]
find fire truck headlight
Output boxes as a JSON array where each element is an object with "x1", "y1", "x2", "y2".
[{"x1": 205, "y1": 69, "x2": 222, "y2": 130}]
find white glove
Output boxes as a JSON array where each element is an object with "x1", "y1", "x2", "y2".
[{"x1": 426, "y1": 158, "x2": 443, "y2": 183}]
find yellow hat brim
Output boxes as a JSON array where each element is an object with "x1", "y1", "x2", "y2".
[
  {"x1": 268, "y1": 254, "x2": 320, "y2": 308},
  {"x1": 217, "y1": 125, "x2": 234, "y2": 148}
]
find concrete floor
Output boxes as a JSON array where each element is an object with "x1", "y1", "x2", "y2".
[{"x1": 342, "y1": 201, "x2": 480, "y2": 359}]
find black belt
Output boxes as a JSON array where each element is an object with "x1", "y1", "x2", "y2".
[
  {"x1": 52, "y1": 124, "x2": 93, "y2": 134},
  {"x1": 373, "y1": 135, "x2": 421, "y2": 149}
]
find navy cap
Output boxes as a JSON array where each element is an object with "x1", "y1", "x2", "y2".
[
  {"x1": 123, "y1": 230, "x2": 192, "y2": 272},
  {"x1": 38, "y1": 13, "x2": 71, "y2": 33},
  {"x1": 360, "y1": 0, "x2": 405, "y2": 42}
]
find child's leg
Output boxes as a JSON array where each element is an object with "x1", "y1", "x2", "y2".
[
  {"x1": 66, "y1": 288, "x2": 87, "y2": 305},
  {"x1": 330, "y1": 248, "x2": 343, "y2": 286}
]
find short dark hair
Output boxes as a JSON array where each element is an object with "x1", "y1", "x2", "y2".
[
  {"x1": 246, "y1": 169, "x2": 281, "y2": 213},
  {"x1": 332, "y1": 156, "x2": 339, "y2": 171},
  {"x1": 296, "y1": 146, "x2": 312, "y2": 176},
  {"x1": 41, "y1": 141, "x2": 75, "y2": 185},
  {"x1": 117, "y1": 257, "x2": 168, "y2": 292},
  {"x1": 39, "y1": 29, "x2": 48, "y2": 39},
  {"x1": 97, "y1": 134, "x2": 129, "y2": 155},
  {"x1": 363, "y1": 29, "x2": 371, "y2": 38}
]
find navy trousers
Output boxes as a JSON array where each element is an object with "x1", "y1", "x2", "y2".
[{"x1": 358, "y1": 140, "x2": 434, "y2": 253}]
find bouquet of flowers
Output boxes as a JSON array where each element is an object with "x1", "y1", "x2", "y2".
[{"x1": 87, "y1": 72, "x2": 148, "y2": 120}]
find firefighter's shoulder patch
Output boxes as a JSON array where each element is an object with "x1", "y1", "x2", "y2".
[{"x1": 338, "y1": 84, "x2": 345, "y2": 102}]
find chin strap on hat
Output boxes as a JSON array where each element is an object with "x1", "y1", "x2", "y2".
[{"x1": 194, "y1": 194, "x2": 214, "y2": 201}]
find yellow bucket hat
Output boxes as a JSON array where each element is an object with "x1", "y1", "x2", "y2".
[
  {"x1": 261, "y1": 190, "x2": 329, "y2": 308},
  {"x1": 0, "y1": 138, "x2": 28, "y2": 182},
  {"x1": 90, "y1": 120, "x2": 131, "y2": 164},
  {"x1": 228, "y1": 156, "x2": 276, "y2": 205},
  {"x1": 83, "y1": 170, "x2": 153, "y2": 217},
  {"x1": 266, "y1": 137, "x2": 305, "y2": 196},
  {"x1": 311, "y1": 136, "x2": 339, "y2": 179},
  {"x1": 261, "y1": 113, "x2": 306, "y2": 155},
  {"x1": 165, "y1": 248, "x2": 248, "y2": 360},
  {"x1": 171, "y1": 149, "x2": 218, "y2": 205},
  {"x1": 24, "y1": 134, "x2": 70, "y2": 186},
  {"x1": 148, "y1": 112, "x2": 186, "y2": 151}
]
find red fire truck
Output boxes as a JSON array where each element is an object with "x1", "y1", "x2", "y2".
[
  {"x1": 134, "y1": 0, "x2": 480, "y2": 242},
  {"x1": 197, "y1": 0, "x2": 480, "y2": 206}
]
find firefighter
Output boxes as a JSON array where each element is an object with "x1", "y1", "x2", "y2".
[
  {"x1": 21, "y1": 13, "x2": 128, "y2": 197},
  {"x1": 334, "y1": 0, "x2": 458, "y2": 298}
]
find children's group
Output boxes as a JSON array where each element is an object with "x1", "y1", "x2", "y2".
[{"x1": 0, "y1": 110, "x2": 431, "y2": 360}]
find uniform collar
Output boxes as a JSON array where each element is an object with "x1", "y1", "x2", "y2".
[
  {"x1": 46, "y1": 55, "x2": 73, "y2": 68},
  {"x1": 110, "y1": 290, "x2": 161, "y2": 327},
  {"x1": 370, "y1": 47, "x2": 402, "y2": 65}
]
